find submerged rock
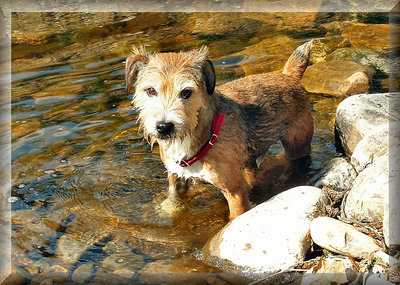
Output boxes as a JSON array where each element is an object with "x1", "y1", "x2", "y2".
[
  {"x1": 335, "y1": 93, "x2": 389, "y2": 157},
  {"x1": 56, "y1": 230, "x2": 109, "y2": 265},
  {"x1": 101, "y1": 251, "x2": 144, "y2": 278},
  {"x1": 310, "y1": 157, "x2": 357, "y2": 192},
  {"x1": 310, "y1": 217, "x2": 381, "y2": 259},
  {"x1": 71, "y1": 263, "x2": 96, "y2": 284},
  {"x1": 327, "y1": 47, "x2": 389, "y2": 76},
  {"x1": 341, "y1": 23, "x2": 389, "y2": 51},
  {"x1": 202, "y1": 186, "x2": 324, "y2": 274},
  {"x1": 302, "y1": 61, "x2": 372, "y2": 96}
]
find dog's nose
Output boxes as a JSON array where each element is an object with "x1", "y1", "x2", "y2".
[{"x1": 156, "y1": 121, "x2": 174, "y2": 136}]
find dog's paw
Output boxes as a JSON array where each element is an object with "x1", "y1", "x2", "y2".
[{"x1": 158, "y1": 197, "x2": 186, "y2": 218}]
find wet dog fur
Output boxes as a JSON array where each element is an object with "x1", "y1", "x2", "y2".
[{"x1": 125, "y1": 41, "x2": 314, "y2": 220}]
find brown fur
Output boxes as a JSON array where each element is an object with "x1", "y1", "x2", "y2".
[{"x1": 125, "y1": 41, "x2": 314, "y2": 220}]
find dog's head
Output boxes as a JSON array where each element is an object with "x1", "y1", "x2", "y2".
[{"x1": 125, "y1": 46, "x2": 215, "y2": 142}]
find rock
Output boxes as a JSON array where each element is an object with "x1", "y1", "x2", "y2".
[
  {"x1": 302, "y1": 61, "x2": 372, "y2": 96},
  {"x1": 188, "y1": 13, "x2": 267, "y2": 37},
  {"x1": 71, "y1": 263, "x2": 95, "y2": 284},
  {"x1": 33, "y1": 258, "x2": 56, "y2": 272},
  {"x1": 40, "y1": 265, "x2": 69, "y2": 282},
  {"x1": 310, "y1": 157, "x2": 357, "y2": 192},
  {"x1": 344, "y1": 153, "x2": 389, "y2": 223},
  {"x1": 310, "y1": 217, "x2": 381, "y2": 259},
  {"x1": 139, "y1": 256, "x2": 251, "y2": 284},
  {"x1": 335, "y1": 93, "x2": 389, "y2": 157},
  {"x1": 139, "y1": 256, "x2": 220, "y2": 274},
  {"x1": 309, "y1": 40, "x2": 332, "y2": 64},
  {"x1": 365, "y1": 273, "x2": 393, "y2": 285},
  {"x1": 202, "y1": 186, "x2": 324, "y2": 274},
  {"x1": 327, "y1": 47, "x2": 389, "y2": 76},
  {"x1": 300, "y1": 256, "x2": 356, "y2": 285},
  {"x1": 388, "y1": 262, "x2": 400, "y2": 283},
  {"x1": 101, "y1": 251, "x2": 144, "y2": 277},
  {"x1": 56, "y1": 230, "x2": 108, "y2": 265},
  {"x1": 351, "y1": 126, "x2": 389, "y2": 173},
  {"x1": 342, "y1": 23, "x2": 389, "y2": 51}
]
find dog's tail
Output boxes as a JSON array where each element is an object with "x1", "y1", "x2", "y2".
[{"x1": 282, "y1": 40, "x2": 313, "y2": 81}]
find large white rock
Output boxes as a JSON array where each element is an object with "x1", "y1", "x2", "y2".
[
  {"x1": 335, "y1": 93, "x2": 389, "y2": 157},
  {"x1": 310, "y1": 157, "x2": 357, "y2": 192},
  {"x1": 344, "y1": 153, "x2": 389, "y2": 223},
  {"x1": 202, "y1": 186, "x2": 324, "y2": 274},
  {"x1": 310, "y1": 217, "x2": 381, "y2": 259}
]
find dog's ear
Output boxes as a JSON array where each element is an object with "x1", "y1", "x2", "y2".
[
  {"x1": 190, "y1": 46, "x2": 216, "y2": 95},
  {"x1": 125, "y1": 46, "x2": 150, "y2": 96},
  {"x1": 202, "y1": 59, "x2": 216, "y2": 95}
]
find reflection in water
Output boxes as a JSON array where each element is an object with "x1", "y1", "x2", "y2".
[{"x1": 10, "y1": 12, "x2": 389, "y2": 280}]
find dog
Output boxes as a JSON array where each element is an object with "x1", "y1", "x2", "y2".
[{"x1": 125, "y1": 41, "x2": 314, "y2": 220}]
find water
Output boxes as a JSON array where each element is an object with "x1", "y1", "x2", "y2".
[{"x1": 10, "y1": 12, "x2": 389, "y2": 281}]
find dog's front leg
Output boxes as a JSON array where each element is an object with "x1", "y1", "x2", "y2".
[
  {"x1": 216, "y1": 176, "x2": 251, "y2": 220},
  {"x1": 167, "y1": 173, "x2": 189, "y2": 199},
  {"x1": 160, "y1": 173, "x2": 189, "y2": 216}
]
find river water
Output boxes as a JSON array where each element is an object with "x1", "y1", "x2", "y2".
[{"x1": 9, "y1": 12, "x2": 389, "y2": 282}]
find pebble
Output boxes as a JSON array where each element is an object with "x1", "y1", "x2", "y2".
[{"x1": 8, "y1": 196, "x2": 19, "y2": 203}]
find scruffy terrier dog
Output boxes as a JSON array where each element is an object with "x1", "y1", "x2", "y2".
[{"x1": 125, "y1": 41, "x2": 314, "y2": 220}]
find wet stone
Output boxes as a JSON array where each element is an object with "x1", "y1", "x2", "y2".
[
  {"x1": 39, "y1": 265, "x2": 69, "y2": 283},
  {"x1": 302, "y1": 61, "x2": 372, "y2": 96},
  {"x1": 342, "y1": 23, "x2": 389, "y2": 51},
  {"x1": 101, "y1": 252, "x2": 144, "y2": 274},
  {"x1": 72, "y1": 263, "x2": 96, "y2": 284},
  {"x1": 327, "y1": 47, "x2": 390, "y2": 76},
  {"x1": 33, "y1": 257, "x2": 56, "y2": 272},
  {"x1": 8, "y1": 196, "x2": 19, "y2": 203}
]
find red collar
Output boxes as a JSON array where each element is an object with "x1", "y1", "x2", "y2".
[{"x1": 178, "y1": 113, "x2": 225, "y2": 167}]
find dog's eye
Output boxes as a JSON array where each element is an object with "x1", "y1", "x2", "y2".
[
  {"x1": 180, "y1": 88, "x2": 192, "y2": 99},
  {"x1": 145, "y1": 87, "x2": 157, "y2": 96}
]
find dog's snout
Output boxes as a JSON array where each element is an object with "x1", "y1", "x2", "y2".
[{"x1": 156, "y1": 121, "x2": 174, "y2": 136}]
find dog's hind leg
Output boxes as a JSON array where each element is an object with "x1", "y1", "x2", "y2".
[{"x1": 281, "y1": 110, "x2": 314, "y2": 160}]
